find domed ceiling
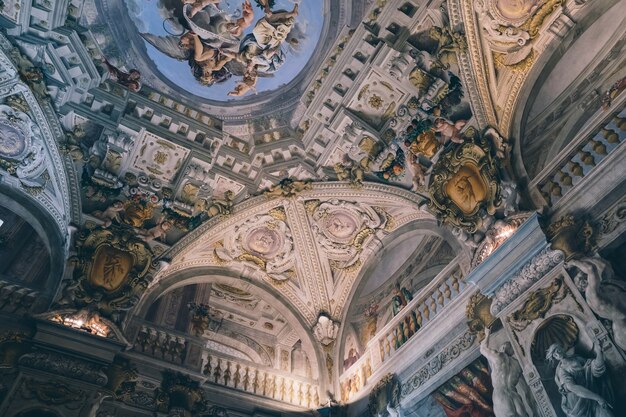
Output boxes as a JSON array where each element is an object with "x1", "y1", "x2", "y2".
[
  {"x1": 84, "y1": 0, "x2": 339, "y2": 113},
  {"x1": 123, "y1": 0, "x2": 323, "y2": 100}
]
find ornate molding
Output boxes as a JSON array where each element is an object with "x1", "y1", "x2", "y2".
[
  {"x1": 491, "y1": 248, "x2": 563, "y2": 315},
  {"x1": 19, "y1": 352, "x2": 108, "y2": 385},
  {"x1": 58, "y1": 226, "x2": 155, "y2": 320},
  {"x1": 312, "y1": 314, "x2": 340, "y2": 346},
  {"x1": 400, "y1": 330, "x2": 476, "y2": 399}
]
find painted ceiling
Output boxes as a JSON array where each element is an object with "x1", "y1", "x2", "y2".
[
  {"x1": 122, "y1": 0, "x2": 323, "y2": 100},
  {"x1": 1, "y1": 0, "x2": 623, "y2": 407}
]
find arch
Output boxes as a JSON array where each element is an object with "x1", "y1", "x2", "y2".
[
  {"x1": 131, "y1": 267, "x2": 324, "y2": 382},
  {"x1": 335, "y1": 217, "x2": 466, "y2": 383},
  {"x1": 0, "y1": 184, "x2": 67, "y2": 308},
  {"x1": 508, "y1": 0, "x2": 624, "y2": 203}
]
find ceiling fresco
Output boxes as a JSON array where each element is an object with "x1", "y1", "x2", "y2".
[
  {"x1": 122, "y1": 0, "x2": 323, "y2": 100},
  {"x1": 0, "y1": 0, "x2": 623, "y2": 413}
]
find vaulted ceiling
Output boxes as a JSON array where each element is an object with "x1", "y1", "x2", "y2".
[{"x1": 0, "y1": 0, "x2": 624, "y2": 408}]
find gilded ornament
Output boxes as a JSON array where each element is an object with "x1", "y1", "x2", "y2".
[
  {"x1": 466, "y1": 292, "x2": 497, "y2": 338},
  {"x1": 544, "y1": 214, "x2": 597, "y2": 261},
  {"x1": 428, "y1": 134, "x2": 502, "y2": 232},
  {"x1": 268, "y1": 206, "x2": 287, "y2": 221},
  {"x1": 58, "y1": 226, "x2": 154, "y2": 320},
  {"x1": 507, "y1": 277, "x2": 566, "y2": 331}
]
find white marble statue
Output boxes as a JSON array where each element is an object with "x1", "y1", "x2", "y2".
[
  {"x1": 567, "y1": 255, "x2": 626, "y2": 351},
  {"x1": 546, "y1": 343, "x2": 614, "y2": 417},
  {"x1": 480, "y1": 327, "x2": 534, "y2": 417}
]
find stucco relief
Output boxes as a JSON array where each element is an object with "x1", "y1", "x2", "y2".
[
  {"x1": 310, "y1": 200, "x2": 388, "y2": 269},
  {"x1": 0, "y1": 104, "x2": 47, "y2": 186},
  {"x1": 215, "y1": 211, "x2": 294, "y2": 281}
]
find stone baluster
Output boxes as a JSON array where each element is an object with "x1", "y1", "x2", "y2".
[
  {"x1": 233, "y1": 363, "x2": 241, "y2": 388},
  {"x1": 203, "y1": 354, "x2": 212, "y2": 376}
]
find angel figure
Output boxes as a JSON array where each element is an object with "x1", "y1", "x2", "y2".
[
  {"x1": 91, "y1": 201, "x2": 124, "y2": 227},
  {"x1": 234, "y1": 0, "x2": 298, "y2": 79},
  {"x1": 433, "y1": 118, "x2": 466, "y2": 144},
  {"x1": 188, "y1": 33, "x2": 237, "y2": 84},
  {"x1": 101, "y1": 58, "x2": 142, "y2": 92},
  {"x1": 252, "y1": 0, "x2": 299, "y2": 50},
  {"x1": 407, "y1": 154, "x2": 427, "y2": 191}
]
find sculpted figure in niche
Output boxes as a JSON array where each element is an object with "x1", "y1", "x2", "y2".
[
  {"x1": 480, "y1": 327, "x2": 534, "y2": 417},
  {"x1": 567, "y1": 255, "x2": 626, "y2": 351},
  {"x1": 546, "y1": 343, "x2": 614, "y2": 417}
]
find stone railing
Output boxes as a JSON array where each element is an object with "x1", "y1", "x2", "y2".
[
  {"x1": 339, "y1": 259, "x2": 466, "y2": 399},
  {"x1": 134, "y1": 324, "x2": 188, "y2": 364},
  {"x1": 532, "y1": 100, "x2": 626, "y2": 207},
  {"x1": 131, "y1": 322, "x2": 320, "y2": 408},
  {"x1": 202, "y1": 351, "x2": 321, "y2": 408},
  {"x1": 376, "y1": 261, "x2": 466, "y2": 363}
]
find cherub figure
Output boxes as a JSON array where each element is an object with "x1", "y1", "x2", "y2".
[
  {"x1": 228, "y1": 68, "x2": 258, "y2": 96},
  {"x1": 140, "y1": 219, "x2": 173, "y2": 243},
  {"x1": 407, "y1": 154, "x2": 427, "y2": 191},
  {"x1": 226, "y1": 0, "x2": 255, "y2": 37},
  {"x1": 433, "y1": 118, "x2": 466, "y2": 144},
  {"x1": 333, "y1": 155, "x2": 365, "y2": 187},
  {"x1": 91, "y1": 201, "x2": 124, "y2": 227},
  {"x1": 101, "y1": 57, "x2": 142, "y2": 92}
]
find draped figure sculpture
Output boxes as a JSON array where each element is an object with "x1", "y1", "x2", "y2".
[
  {"x1": 546, "y1": 343, "x2": 614, "y2": 417},
  {"x1": 566, "y1": 255, "x2": 626, "y2": 351},
  {"x1": 480, "y1": 327, "x2": 534, "y2": 417}
]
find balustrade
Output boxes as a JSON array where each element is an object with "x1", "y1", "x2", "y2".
[
  {"x1": 134, "y1": 325, "x2": 187, "y2": 364},
  {"x1": 534, "y1": 102, "x2": 626, "y2": 207},
  {"x1": 132, "y1": 322, "x2": 320, "y2": 408},
  {"x1": 339, "y1": 258, "x2": 466, "y2": 398},
  {"x1": 376, "y1": 262, "x2": 465, "y2": 363},
  {"x1": 202, "y1": 352, "x2": 320, "y2": 408}
]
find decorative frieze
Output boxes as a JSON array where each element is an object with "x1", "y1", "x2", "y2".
[
  {"x1": 491, "y1": 248, "x2": 564, "y2": 315},
  {"x1": 400, "y1": 330, "x2": 476, "y2": 399}
]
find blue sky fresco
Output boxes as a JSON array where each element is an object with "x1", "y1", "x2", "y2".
[{"x1": 123, "y1": 0, "x2": 324, "y2": 101}]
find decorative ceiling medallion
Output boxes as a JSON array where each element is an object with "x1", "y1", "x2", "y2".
[
  {"x1": 215, "y1": 211, "x2": 294, "y2": 281},
  {"x1": 489, "y1": 0, "x2": 544, "y2": 26},
  {"x1": 428, "y1": 134, "x2": 503, "y2": 233},
  {"x1": 57, "y1": 226, "x2": 154, "y2": 320},
  {"x1": 310, "y1": 200, "x2": 388, "y2": 268},
  {"x1": 0, "y1": 104, "x2": 47, "y2": 183}
]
